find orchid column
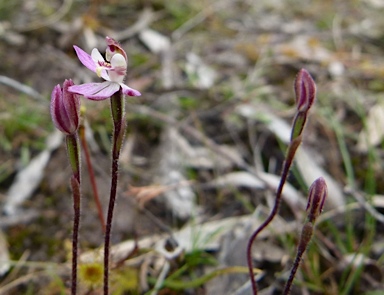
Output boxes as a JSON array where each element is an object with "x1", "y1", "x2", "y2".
[
  {"x1": 69, "y1": 37, "x2": 141, "y2": 294},
  {"x1": 50, "y1": 79, "x2": 81, "y2": 295}
]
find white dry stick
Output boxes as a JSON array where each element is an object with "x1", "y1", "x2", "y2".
[
  {"x1": 0, "y1": 75, "x2": 46, "y2": 102},
  {"x1": 3, "y1": 131, "x2": 63, "y2": 216},
  {"x1": 151, "y1": 260, "x2": 170, "y2": 295}
]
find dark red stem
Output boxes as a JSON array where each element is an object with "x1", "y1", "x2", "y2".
[
  {"x1": 247, "y1": 136, "x2": 301, "y2": 294},
  {"x1": 283, "y1": 222, "x2": 313, "y2": 294},
  {"x1": 79, "y1": 124, "x2": 106, "y2": 233}
]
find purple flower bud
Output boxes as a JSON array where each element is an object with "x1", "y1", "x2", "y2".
[
  {"x1": 50, "y1": 79, "x2": 80, "y2": 135},
  {"x1": 294, "y1": 69, "x2": 316, "y2": 112},
  {"x1": 306, "y1": 177, "x2": 327, "y2": 223}
]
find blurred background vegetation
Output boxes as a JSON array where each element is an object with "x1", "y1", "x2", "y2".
[{"x1": 1, "y1": 0, "x2": 384, "y2": 294}]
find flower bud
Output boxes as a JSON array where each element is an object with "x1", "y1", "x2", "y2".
[
  {"x1": 50, "y1": 79, "x2": 80, "y2": 135},
  {"x1": 306, "y1": 177, "x2": 327, "y2": 223},
  {"x1": 294, "y1": 69, "x2": 316, "y2": 112}
]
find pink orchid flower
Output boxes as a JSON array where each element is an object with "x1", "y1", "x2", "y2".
[{"x1": 68, "y1": 37, "x2": 141, "y2": 100}]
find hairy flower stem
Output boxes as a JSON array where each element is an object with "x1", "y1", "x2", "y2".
[
  {"x1": 70, "y1": 176, "x2": 80, "y2": 295},
  {"x1": 247, "y1": 136, "x2": 302, "y2": 295},
  {"x1": 283, "y1": 222, "x2": 313, "y2": 294},
  {"x1": 66, "y1": 134, "x2": 81, "y2": 295},
  {"x1": 284, "y1": 177, "x2": 327, "y2": 294},
  {"x1": 104, "y1": 90, "x2": 125, "y2": 295},
  {"x1": 79, "y1": 124, "x2": 106, "y2": 232}
]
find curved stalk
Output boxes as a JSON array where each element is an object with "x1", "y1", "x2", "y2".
[{"x1": 247, "y1": 136, "x2": 301, "y2": 294}]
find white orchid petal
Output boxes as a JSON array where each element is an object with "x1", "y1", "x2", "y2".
[{"x1": 91, "y1": 48, "x2": 105, "y2": 63}]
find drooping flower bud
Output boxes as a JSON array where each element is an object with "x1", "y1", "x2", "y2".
[
  {"x1": 294, "y1": 69, "x2": 316, "y2": 112},
  {"x1": 306, "y1": 177, "x2": 327, "y2": 223},
  {"x1": 50, "y1": 79, "x2": 80, "y2": 135}
]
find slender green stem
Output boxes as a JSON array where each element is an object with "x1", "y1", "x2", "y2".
[
  {"x1": 104, "y1": 90, "x2": 125, "y2": 295},
  {"x1": 66, "y1": 134, "x2": 81, "y2": 182},
  {"x1": 66, "y1": 134, "x2": 81, "y2": 295}
]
